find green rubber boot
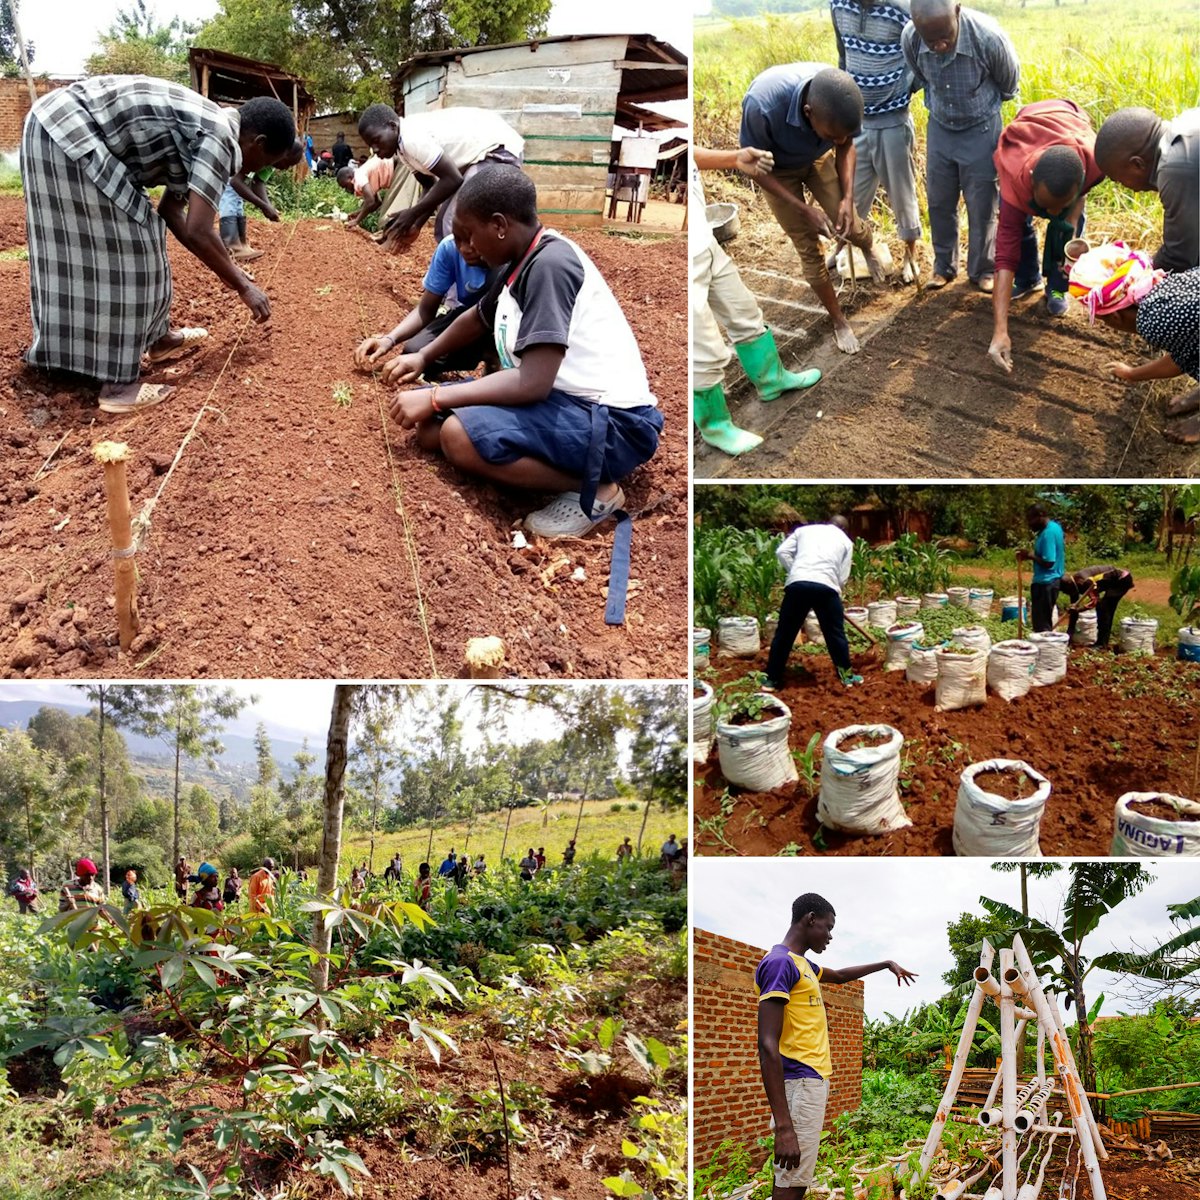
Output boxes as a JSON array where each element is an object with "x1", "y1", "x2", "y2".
[
  {"x1": 734, "y1": 329, "x2": 821, "y2": 402},
  {"x1": 693, "y1": 383, "x2": 763, "y2": 456}
]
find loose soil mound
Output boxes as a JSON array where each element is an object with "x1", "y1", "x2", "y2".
[
  {"x1": 0, "y1": 198, "x2": 687, "y2": 678},
  {"x1": 970, "y1": 767, "x2": 1039, "y2": 802},
  {"x1": 694, "y1": 649, "x2": 1200, "y2": 856}
]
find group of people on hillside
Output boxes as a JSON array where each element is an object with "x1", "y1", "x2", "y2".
[
  {"x1": 694, "y1": 0, "x2": 1199, "y2": 454},
  {"x1": 20, "y1": 76, "x2": 665, "y2": 601}
]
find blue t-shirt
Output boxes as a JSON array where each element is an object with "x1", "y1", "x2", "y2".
[
  {"x1": 437, "y1": 857, "x2": 456, "y2": 877},
  {"x1": 1033, "y1": 520, "x2": 1065, "y2": 583},
  {"x1": 423, "y1": 235, "x2": 488, "y2": 307}
]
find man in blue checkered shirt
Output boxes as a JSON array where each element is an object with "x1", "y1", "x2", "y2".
[
  {"x1": 830, "y1": 1, "x2": 923, "y2": 284},
  {"x1": 903, "y1": 0, "x2": 1020, "y2": 294}
]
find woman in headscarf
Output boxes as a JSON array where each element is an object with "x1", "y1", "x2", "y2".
[{"x1": 1069, "y1": 242, "x2": 1200, "y2": 443}]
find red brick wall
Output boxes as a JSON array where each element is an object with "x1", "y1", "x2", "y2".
[
  {"x1": 0, "y1": 78, "x2": 76, "y2": 151},
  {"x1": 693, "y1": 928, "x2": 864, "y2": 1169}
]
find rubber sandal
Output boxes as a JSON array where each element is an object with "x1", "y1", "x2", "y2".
[
  {"x1": 924, "y1": 274, "x2": 952, "y2": 291},
  {"x1": 98, "y1": 383, "x2": 176, "y2": 414},
  {"x1": 147, "y1": 327, "x2": 208, "y2": 364},
  {"x1": 525, "y1": 487, "x2": 625, "y2": 538}
]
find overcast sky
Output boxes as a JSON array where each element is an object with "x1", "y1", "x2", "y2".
[{"x1": 692, "y1": 858, "x2": 1198, "y2": 1021}]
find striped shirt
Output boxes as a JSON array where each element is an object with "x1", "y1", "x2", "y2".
[
  {"x1": 831, "y1": 0, "x2": 912, "y2": 128},
  {"x1": 30, "y1": 75, "x2": 241, "y2": 222},
  {"x1": 902, "y1": 8, "x2": 1019, "y2": 132}
]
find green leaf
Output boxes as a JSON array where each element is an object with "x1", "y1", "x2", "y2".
[
  {"x1": 622, "y1": 1138, "x2": 639, "y2": 1156},
  {"x1": 160, "y1": 956, "x2": 185, "y2": 990},
  {"x1": 190, "y1": 958, "x2": 218, "y2": 990},
  {"x1": 603, "y1": 1176, "x2": 644, "y2": 1197}
]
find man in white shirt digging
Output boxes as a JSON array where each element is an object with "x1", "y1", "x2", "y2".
[{"x1": 765, "y1": 515, "x2": 862, "y2": 689}]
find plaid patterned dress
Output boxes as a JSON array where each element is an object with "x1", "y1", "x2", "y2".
[{"x1": 22, "y1": 76, "x2": 241, "y2": 384}]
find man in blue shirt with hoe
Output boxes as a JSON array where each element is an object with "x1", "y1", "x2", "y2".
[{"x1": 1017, "y1": 503, "x2": 1065, "y2": 633}]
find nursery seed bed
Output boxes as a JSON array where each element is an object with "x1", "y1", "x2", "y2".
[
  {"x1": 0, "y1": 197, "x2": 688, "y2": 678},
  {"x1": 694, "y1": 649, "x2": 1200, "y2": 856}
]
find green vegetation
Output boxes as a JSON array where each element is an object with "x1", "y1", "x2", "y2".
[{"x1": 695, "y1": 0, "x2": 1200, "y2": 244}]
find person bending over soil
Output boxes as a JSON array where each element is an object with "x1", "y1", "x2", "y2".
[
  {"x1": 218, "y1": 137, "x2": 305, "y2": 261},
  {"x1": 757, "y1": 892, "x2": 915, "y2": 1200},
  {"x1": 354, "y1": 218, "x2": 498, "y2": 378},
  {"x1": 1059, "y1": 565, "x2": 1134, "y2": 648},
  {"x1": 380, "y1": 164, "x2": 663, "y2": 539},
  {"x1": 22, "y1": 76, "x2": 295, "y2": 413},
  {"x1": 336, "y1": 154, "x2": 395, "y2": 228}
]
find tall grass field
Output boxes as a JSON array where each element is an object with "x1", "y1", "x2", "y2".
[{"x1": 695, "y1": 0, "x2": 1200, "y2": 244}]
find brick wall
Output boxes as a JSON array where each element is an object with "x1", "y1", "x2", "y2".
[
  {"x1": 0, "y1": 78, "x2": 75, "y2": 151},
  {"x1": 693, "y1": 927, "x2": 864, "y2": 1169}
]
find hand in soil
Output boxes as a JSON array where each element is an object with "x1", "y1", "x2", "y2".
[
  {"x1": 380, "y1": 352, "x2": 424, "y2": 387},
  {"x1": 834, "y1": 322, "x2": 860, "y2": 354},
  {"x1": 1106, "y1": 360, "x2": 1137, "y2": 382},
  {"x1": 1164, "y1": 412, "x2": 1200, "y2": 445},
  {"x1": 988, "y1": 333, "x2": 1014, "y2": 374},
  {"x1": 239, "y1": 283, "x2": 271, "y2": 322},
  {"x1": 390, "y1": 387, "x2": 435, "y2": 428},
  {"x1": 1167, "y1": 385, "x2": 1200, "y2": 417},
  {"x1": 355, "y1": 335, "x2": 394, "y2": 368}
]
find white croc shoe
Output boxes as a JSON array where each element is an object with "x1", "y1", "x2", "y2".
[{"x1": 524, "y1": 488, "x2": 625, "y2": 538}]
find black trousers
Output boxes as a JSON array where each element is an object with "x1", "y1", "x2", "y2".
[
  {"x1": 1066, "y1": 573, "x2": 1134, "y2": 646},
  {"x1": 766, "y1": 580, "x2": 851, "y2": 683},
  {"x1": 1030, "y1": 579, "x2": 1061, "y2": 633}
]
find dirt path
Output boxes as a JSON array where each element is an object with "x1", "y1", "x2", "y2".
[
  {"x1": 695, "y1": 220, "x2": 1196, "y2": 480},
  {"x1": 0, "y1": 198, "x2": 688, "y2": 678},
  {"x1": 694, "y1": 649, "x2": 1200, "y2": 857},
  {"x1": 952, "y1": 561, "x2": 1174, "y2": 606}
]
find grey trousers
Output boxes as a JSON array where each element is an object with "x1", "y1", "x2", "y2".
[
  {"x1": 926, "y1": 112, "x2": 1002, "y2": 281},
  {"x1": 854, "y1": 117, "x2": 922, "y2": 244}
]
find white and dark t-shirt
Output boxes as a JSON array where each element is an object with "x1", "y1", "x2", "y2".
[
  {"x1": 397, "y1": 108, "x2": 525, "y2": 177},
  {"x1": 478, "y1": 232, "x2": 657, "y2": 410}
]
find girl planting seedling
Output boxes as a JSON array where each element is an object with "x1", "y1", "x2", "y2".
[{"x1": 377, "y1": 164, "x2": 663, "y2": 543}]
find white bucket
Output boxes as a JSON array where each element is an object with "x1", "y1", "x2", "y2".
[
  {"x1": 885, "y1": 622, "x2": 924, "y2": 672},
  {"x1": 693, "y1": 627, "x2": 711, "y2": 670},
  {"x1": 936, "y1": 647, "x2": 987, "y2": 711},
  {"x1": 968, "y1": 588, "x2": 994, "y2": 618},
  {"x1": 718, "y1": 615, "x2": 761, "y2": 657},
  {"x1": 987, "y1": 640, "x2": 1039, "y2": 702},
  {"x1": 1000, "y1": 596, "x2": 1027, "y2": 623},
  {"x1": 1071, "y1": 610, "x2": 1098, "y2": 647},
  {"x1": 692, "y1": 681, "x2": 714, "y2": 764},
  {"x1": 817, "y1": 725, "x2": 911, "y2": 835},
  {"x1": 716, "y1": 696, "x2": 798, "y2": 791},
  {"x1": 895, "y1": 596, "x2": 921, "y2": 619},
  {"x1": 1178, "y1": 626, "x2": 1200, "y2": 662},
  {"x1": 1028, "y1": 631, "x2": 1069, "y2": 686},
  {"x1": 953, "y1": 760, "x2": 1051, "y2": 857},
  {"x1": 867, "y1": 599, "x2": 898, "y2": 630},
  {"x1": 1119, "y1": 616, "x2": 1158, "y2": 656},
  {"x1": 922, "y1": 593, "x2": 949, "y2": 610},
  {"x1": 1112, "y1": 792, "x2": 1200, "y2": 857}
]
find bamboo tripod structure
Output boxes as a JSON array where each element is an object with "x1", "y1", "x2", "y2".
[{"x1": 912, "y1": 935, "x2": 1107, "y2": 1200}]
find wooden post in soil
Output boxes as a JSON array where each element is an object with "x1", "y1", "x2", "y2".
[
  {"x1": 1016, "y1": 554, "x2": 1025, "y2": 639},
  {"x1": 93, "y1": 442, "x2": 139, "y2": 651}
]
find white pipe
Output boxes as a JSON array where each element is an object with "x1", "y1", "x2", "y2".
[
  {"x1": 984, "y1": 1019, "x2": 1026, "y2": 1111},
  {"x1": 979, "y1": 1107, "x2": 1003, "y2": 1127},
  {"x1": 937, "y1": 1183, "x2": 967, "y2": 1200},
  {"x1": 999, "y1": 948, "x2": 1019, "y2": 1200},
  {"x1": 974, "y1": 966, "x2": 1002, "y2": 996},
  {"x1": 1013, "y1": 1109, "x2": 1035, "y2": 1134},
  {"x1": 1015, "y1": 1006, "x2": 1038, "y2": 1020},
  {"x1": 1003, "y1": 966, "x2": 1028, "y2": 996}
]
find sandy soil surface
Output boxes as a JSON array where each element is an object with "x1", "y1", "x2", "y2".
[
  {"x1": 0, "y1": 197, "x2": 688, "y2": 679},
  {"x1": 693, "y1": 646, "x2": 1200, "y2": 857},
  {"x1": 695, "y1": 210, "x2": 1196, "y2": 480}
]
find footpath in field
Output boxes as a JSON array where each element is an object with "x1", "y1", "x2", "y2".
[
  {"x1": 695, "y1": 234, "x2": 1197, "y2": 481},
  {"x1": 0, "y1": 197, "x2": 687, "y2": 679},
  {"x1": 694, "y1": 647, "x2": 1200, "y2": 857}
]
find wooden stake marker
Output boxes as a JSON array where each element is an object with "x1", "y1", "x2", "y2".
[{"x1": 93, "y1": 441, "x2": 139, "y2": 652}]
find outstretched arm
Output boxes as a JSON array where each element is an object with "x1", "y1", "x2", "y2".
[{"x1": 821, "y1": 960, "x2": 917, "y2": 986}]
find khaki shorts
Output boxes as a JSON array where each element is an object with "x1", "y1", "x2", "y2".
[{"x1": 772, "y1": 1075, "x2": 829, "y2": 1188}]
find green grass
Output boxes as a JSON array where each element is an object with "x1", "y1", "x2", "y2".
[
  {"x1": 695, "y1": 0, "x2": 1200, "y2": 244},
  {"x1": 343, "y1": 796, "x2": 683, "y2": 871},
  {"x1": 0, "y1": 157, "x2": 22, "y2": 197},
  {"x1": 0, "y1": 246, "x2": 27, "y2": 261}
]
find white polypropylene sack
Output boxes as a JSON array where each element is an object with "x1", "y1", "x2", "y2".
[
  {"x1": 935, "y1": 648, "x2": 987, "y2": 711},
  {"x1": 952, "y1": 625, "x2": 992, "y2": 655},
  {"x1": 803, "y1": 614, "x2": 825, "y2": 646},
  {"x1": 1178, "y1": 626, "x2": 1200, "y2": 662},
  {"x1": 947, "y1": 586, "x2": 971, "y2": 608},
  {"x1": 718, "y1": 615, "x2": 760, "y2": 657},
  {"x1": 1112, "y1": 792, "x2": 1200, "y2": 857},
  {"x1": 885, "y1": 622, "x2": 924, "y2": 672},
  {"x1": 868, "y1": 599, "x2": 898, "y2": 629},
  {"x1": 1028, "y1": 631, "x2": 1069, "y2": 686},
  {"x1": 716, "y1": 696, "x2": 798, "y2": 791},
  {"x1": 1119, "y1": 616, "x2": 1158, "y2": 656},
  {"x1": 693, "y1": 627, "x2": 711, "y2": 670},
  {"x1": 987, "y1": 640, "x2": 1039, "y2": 702},
  {"x1": 817, "y1": 724, "x2": 912, "y2": 834},
  {"x1": 895, "y1": 596, "x2": 921, "y2": 619},
  {"x1": 691, "y1": 681, "x2": 714, "y2": 764},
  {"x1": 906, "y1": 643, "x2": 940, "y2": 686},
  {"x1": 763, "y1": 615, "x2": 779, "y2": 645},
  {"x1": 844, "y1": 606, "x2": 869, "y2": 628},
  {"x1": 1071, "y1": 611, "x2": 1097, "y2": 647},
  {"x1": 922, "y1": 593, "x2": 949, "y2": 609},
  {"x1": 968, "y1": 588, "x2": 994, "y2": 618},
  {"x1": 953, "y1": 760, "x2": 1051, "y2": 857}
]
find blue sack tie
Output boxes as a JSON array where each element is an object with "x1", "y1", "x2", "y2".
[{"x1": 579, "y1": 402, "x2": 631, "y2": 627}]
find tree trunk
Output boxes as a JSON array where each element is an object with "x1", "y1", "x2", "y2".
[
  {"x1": 172, "y1": 719, "x2": 182, "y2": 867},
  {"x1": 98, "y1": 688, "x2": 110, "y2": 890},
  {"x1": 8, "y1": 1, "x2": 37, "y2": 107},
  {"x1": 635, "y1": 737, "x2": 665, "y2": 855},
  {"x1": 312, "y1": 684, "x2": 354, "y2": 995},
  {"x1": 368, "y1": 776, "x2": 380, "y2": 873},
  {"x1": 572, "y1": 766, "x2": 595, "y2": 844},
  {"x1": 425, "y1": 813, "x2": 436, "y2": 866},
  {"x1": 1019, "y1": 863, "x2": 1029, "y2": 919},
  {"x1": 500, "y1": 802, "x2": 515, "y2": 861},
  {"x1": 1071, "y1": 965, "x2": 1096, "y2": 1094}
]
